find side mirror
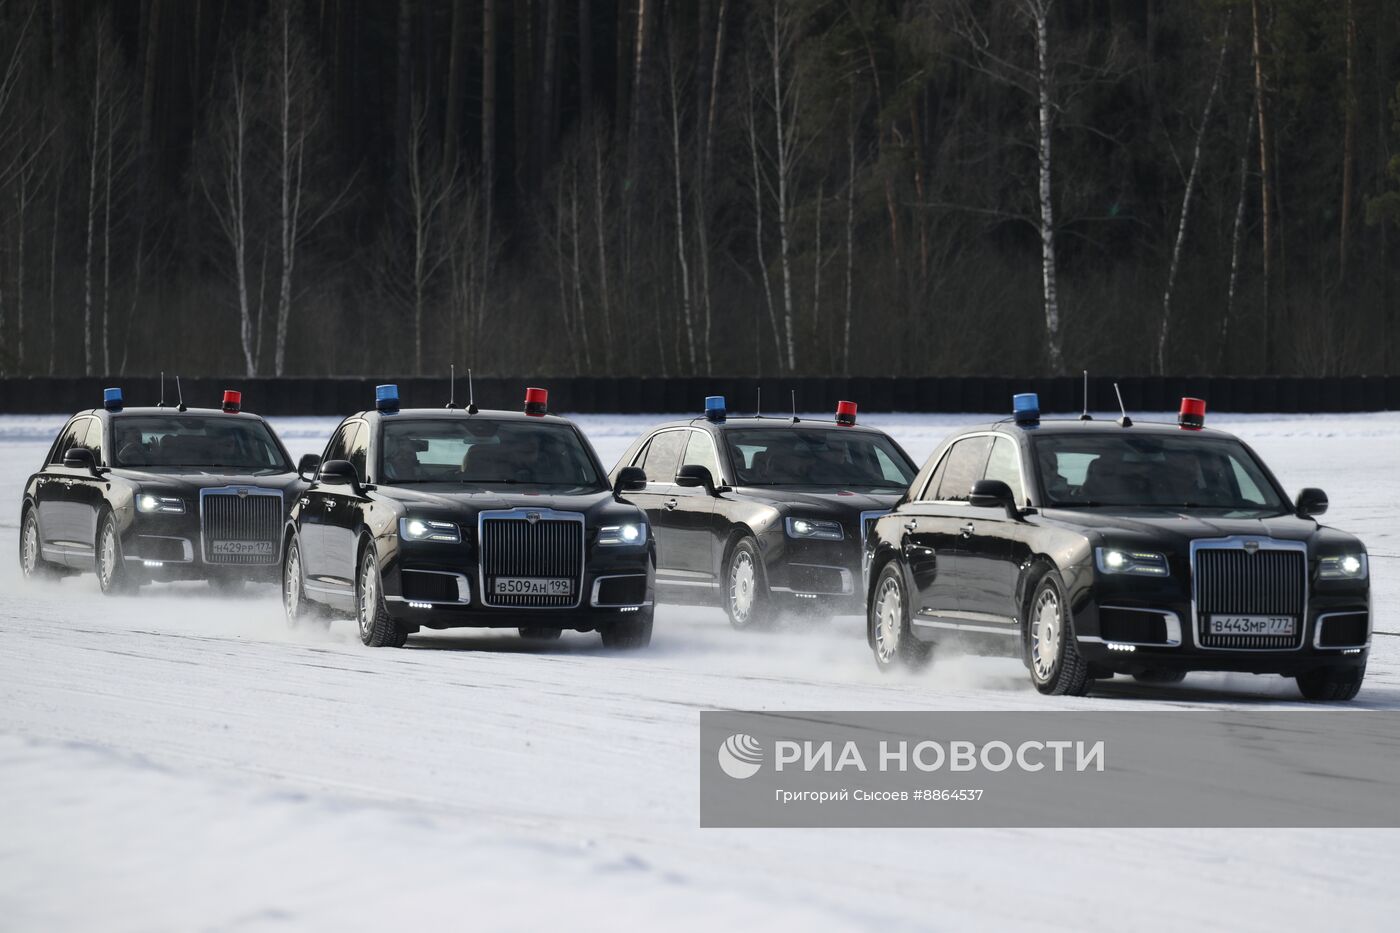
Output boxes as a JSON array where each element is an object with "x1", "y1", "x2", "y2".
[
  {"x1": 969, "y1": 479, "x2": 1018, "y2": 517},
  {"x1": 675, "y1": 463, "x2": 718, "y2": 495},
  {"x1": 613, "y1": 466, "x2": 647, "y2": 499},
  {"x1": 63, "y1": 447, "x2": 96, "y2": 472},
  {"x1": 1295, "y1": 487, "x2": 1328, "y2": 518},
  {"x1": 318, "y1": 459, "x2": 359, "y2": 490},
  {"x1": 297, "y1": 453, "x2": 322, "y2": 482}
]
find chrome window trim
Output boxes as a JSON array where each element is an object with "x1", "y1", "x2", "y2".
[
  {"x1": 1189, "y1": 536, "x2": 1309, "y2": 652},
  {"x1": 476, "y1": 508, "x2": 586, "y2": 610},
  {"x1": 1081, "y1": 606, "x2": 1182, "y2": 647},
  {"x1": 1312, "y1": 610, "x2": 1371, "y2": 651},
  {"x1": 198, "y1": 486, "x2": 285, "y2": 565},
  {"x1": 590, "y1": 573, "x2": 651, "y2": 608},
  {"x1": 388, "y1": 569, "x2": 472, "y2": 605}
]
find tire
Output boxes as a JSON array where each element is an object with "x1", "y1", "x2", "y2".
[
  {"x1": 95, "y1": 510, "x2": 134, "y2": 595},
  {"x1": 600, "y1": 609, "x2": 653, "y2": 649},
  {"x1": 282, "y1": 537, "x2": 329, "y2": 631},
  {"x1": 519, "y1": 626, "x2": 563, "y2": 641},
  {"x1": 869, "y1": 563, "x2": 932, "y2": 672},
  {"x1": 1295, "y1": 664, "x2": 1366, "y2": 702},
  {"x1": 1133, "y1": 669, "x2": 1187, "y2": 684},
  {"x1": 723, "y1": 537, "x2": 771, "y2": 630},
  {"x1": 356, "y1": 545, "x2": 407, "y2": 648},
  {"x1": 19, "y1": 508, "x2": 57, "y2": 581},
  {"x1": 1026, "y1": 574, "x2": 1092, "y2": 696}
]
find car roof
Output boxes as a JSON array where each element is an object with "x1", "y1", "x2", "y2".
[
  {"x1": 348, "y1": 408, "x2": 579, "y2": 427},
  {"x1": 78, "y1": 407, "x2": 271, "y2": 420},
  {"x1": 643, "y1": 416, "x2": 894, "y2": 437},
  {"x1": 960, "y1": 417, "x2": 1240, "y2": 441}
]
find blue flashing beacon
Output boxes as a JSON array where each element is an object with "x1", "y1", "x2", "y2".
[
  {"x1": 376, "y1": 384, "x2": 400, "y2": 413},
  {"x1": 1012, "y1": 392, "x2": 1040, "y2": 426}
]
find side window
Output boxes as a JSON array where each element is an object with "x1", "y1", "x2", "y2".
[
  {"x1": 934, "y1": 436, "x2": 992, "y2": 502},
  {"x1": 1229, "y1": 458, "x2": 1265, "y2": 505},
  {"x1": 682, "y1": 430, "x2": 721, "y2": 481},
  {"x1": 983, "y1": 436, "x2": 1025, "y2": 505},
  {"x1": 81, "y1": 418, "x2": 106, "y2": 465},
  {"x1": 916, "y1": 450, "x2": 950, "y2": 501},
  {"x1": 874, "y1": 448, "x2": 907, "y2": 485},
  {"x1": 638, "y1": 430, "x2": 687, "y2": 484},
  {"x1": 346, "y1": 423, "x2": 369, "y2": 482},
  {"x1": 49, "y1": 419, "x2": 88, "y2": 465},
  {"x1": 322, "y1": 423, "x2": 355, "y2": 468}
]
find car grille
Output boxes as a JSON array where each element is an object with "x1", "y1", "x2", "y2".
[
  {"x1": 201, "y1": 489, "x2": 283, "y2": 565},
  {"x1": 479, "y1": 512, "x2": 584, "y2": 608},
  {"x1": 1193, "y1": 543, "x2": 1306, "y2": 649}
]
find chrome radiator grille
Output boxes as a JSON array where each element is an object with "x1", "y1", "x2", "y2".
[
  {"x1": 479, "y1": 512, "x2": 584, "y2": 608},
  {"x1": 1193, "y1": 543, "x2": 1307, "y2": 649},
  {"x1": 201, "y1": 489, "x2": 283, "y2": 565}
]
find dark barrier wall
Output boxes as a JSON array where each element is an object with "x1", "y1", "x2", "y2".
[{"x1": 1, "y1": 375, "x2": 1397, "y2": 416}]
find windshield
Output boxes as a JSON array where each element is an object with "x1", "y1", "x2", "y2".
[
  {"x1": 380, "y1": 419, "x2": 605, "y2": 490},
  {"x1": 112, "y1": 416, "x2": 290, "y2": 471},
  {"x1": 1032, "y1": 433, "x2": 1288, "y2": 511},
  {"x1": 723, "y1": 428, "x2": 916, "y2": 488}
]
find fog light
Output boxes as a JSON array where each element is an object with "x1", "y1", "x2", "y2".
[
  {"x1": 408, "y1": 600, "x2": 432, "y2": 610},
  {"x1": 143, "y1": 560, "x2": 164, "y2": 568}
]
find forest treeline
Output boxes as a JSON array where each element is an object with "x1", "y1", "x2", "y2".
[{"x1": 0, "y1": 0, "x2": 1397, "y2": 379}]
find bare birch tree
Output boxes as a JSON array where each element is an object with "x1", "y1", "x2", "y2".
[{"x1": 1157, "y1": 13, "x2": 1230, "y2": 375}]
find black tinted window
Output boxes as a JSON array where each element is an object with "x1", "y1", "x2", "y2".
[
  {"x1": 110, "y1": 416, "x2": 289, "y2": 471},
  {"x1": 346, "y1": 423, "x2": 369, "y2": 482},
  {"x1": 50, "y1": 419, "x2": 88, "y2": 465},
  {"x1": 983, "y1": 436, "x2": 1024, "y2": 505},
  {"x1": 323, "y1": 423, "x2": 356, "y2": 465},
  {"x1": 639, "y1": 431, "x2": 687, "y2": 483},
  {"x1": 934, "y1": 436, "x2": 991, "y2": 502}
]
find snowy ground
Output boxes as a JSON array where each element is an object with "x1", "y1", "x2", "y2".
[{"x1": 1, "y1": 411, "x2": 1397, "y2": 932}]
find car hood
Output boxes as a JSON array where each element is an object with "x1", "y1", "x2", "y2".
[
  {"x1": 375, "y1": 484, "x2": 632, "y2": 518},
  {"x1": 1040, "y1": 507, "x2": 1362, "y2": 551},
  {"x1": 114, "y1": 468, "x2": 302, "y2": 493},
  {"x1": 729, "y1": 486, "x2": 903, "y2": 518}
]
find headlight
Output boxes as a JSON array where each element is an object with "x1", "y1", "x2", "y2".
[
  {"x1": 137, "y1": 493, "x2": 185, "y2": 514},
  {"x1": 1318, "y1": 553, "x2": 1367, "y2": 580},
  {"x1": 598, "y1": 523, "x2": 646, "y2": 546},
  {"x1": 785, "y1": 517, "x2": 844, "y2": 541},
  {"x1": 1095, "y1": 547, "x2": 1169, "y2": 576},
  {"x1": 398, "y1": 518, "x2": 461, "y2": 543}
]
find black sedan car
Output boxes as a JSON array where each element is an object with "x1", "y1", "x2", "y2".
[
  {"x1": 18, "y1": 388, "x2": 304, "y2": 594},
  {"x1": 864, "y1": 395, "x2": 1371, "y2": 701},
  {"x1": 281, "y1": 386, "x2": 655, "y2": 649},
  {"x1": 610, "y1": 397, "x2": 918, "y2": 628}
]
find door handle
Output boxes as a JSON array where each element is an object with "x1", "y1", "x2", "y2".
[
  {"x1": 903, "y1": 519, "x2": 918, "y2": 532},
  {"x1": 960, "y1": 523, "x2": 975, "y2": 537},
  {"x1": 664, "y1": 498, "x2": 679, "y2": 511}
]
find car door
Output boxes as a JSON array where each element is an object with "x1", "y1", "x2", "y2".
[
  {"x1": 36, "y1": 417, "x2": 91, "y2": 565},
  {"x1": 958, "y1": 435, "x2": 1027, "y2": 629},
  {"x1": 660, "y1": 429, "x2": 721, "y2": 583},
  {"x1": 302, "y1": 421, "x2": 356, "y2": 586},
  {"x1": 67, "y1": 416, "x2": 110, "y2": 566},
  {"x1": 904, "y1": 435, "x2": 992, "y2": 625},
  {"x1": 320, "y1": 421, "x2": 369, "y2": 592},
  {"x1": 629, "y1": 429, "x2": 688, "y2": 576}
]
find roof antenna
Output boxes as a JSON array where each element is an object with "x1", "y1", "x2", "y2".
[
  {"x1": 158, "y1": 371, "x2": 166, "y2": 408},
  {"x1": 1079, "y1": 370, "x2": 1092, "y2": 421},
  {"x1": 175, "y1": 375, "x2": 187, "y2": 413},
  {"x1": 790, "y1": 389, "x2": 800, "y2": 424},
  {"x1": 1113, "y1": 382, "x2": 1132, "y2": 427},
  {"x1": 756, "y1": 387, "x2": 762, "y2": 419},
  {"x1": 466, "y1": 368, "x2": 479, "y2": 414},
  {"x1": 446, "y1": 363, "x2": 459, "y2": 409}
]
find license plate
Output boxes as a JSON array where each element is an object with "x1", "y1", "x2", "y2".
[
  {"x1": 1209, "y1": 615, "x2": 1295, "y2": 636},
  {"x1": 493, "y1": 576, "x2": 572, "y2": 596},
  {"x1": 211, "y1": 540, "x2": 276, "y2": 556}
]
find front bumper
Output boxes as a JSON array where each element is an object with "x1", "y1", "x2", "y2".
[
  {"x1": 758, "y1": 531, "x2": 868, "y2": 613},
  {"x1": 118, "y1": 510, "x2": 280, "y2": 581},
  {"x1": 1070, "y1": 581, "x2": 1371, "y2": 676},
  {"x1": 382, "y1": 545, "x2": 653, "y2": 630}
]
